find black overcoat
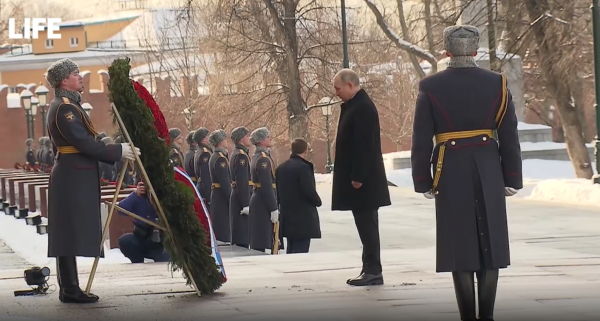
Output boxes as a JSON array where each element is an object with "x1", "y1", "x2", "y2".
[
  {"x1": 410, "y1": 67, "x2": 523, "y2": 272},
  {"x1": 209, "y1": 148, "x2": 232, "y2": 242},
  {"x1": 276, "y1": 155, "x2": 322, "y2": 239},
  {"x1": 331, "y1": 89, "x2": 391, "y2": 212},
  {"x1": 249, "y1": 150, "x2": 278, "y2": 250},
  {"x1": 46, "y1": 96, "x2": 122, "y2": 257},
  {"x1": 229, "y1": 145, "x2": 252, "y2": 245}
]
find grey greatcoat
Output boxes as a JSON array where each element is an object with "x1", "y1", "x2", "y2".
[
  {"x1": 184, "y1": 146, "x2": 197, "y2": 180},
  {"x1": 209, "y1": 148, "x2": 232, "y2": 242},
  {"x1": 194, "y1": 144, "x2": 212, "y2": 209},
  {"x1": 46, "y1": 95, "x2": 122, "y2": 257},
  {"x1": 410, "y1": 68, "x2": 523, "y2": 272},
  {"x1": 229, "y1": 145, "x2": 252, "y2": 246},
  {"x1": 249, "y1": 149, "x2": 278, "y2": 251}
]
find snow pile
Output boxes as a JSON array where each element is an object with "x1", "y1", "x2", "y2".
[
  {"x1": 382, "y1": 159, "x2": 600, "y2": 209},
  {"x1": 0, "y1": 213, "x2": 130, "y2": 266},
  {"x1": 528, "y1": 179, "x2": 600, "y2": 207},
  {"x1": 314, "y1": 173, "x2": 332, "y2": 184}
]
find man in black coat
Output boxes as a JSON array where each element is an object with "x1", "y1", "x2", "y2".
[
  {"x1": 410, "y1": 25, "x2": 522, "y2": 321},
  {"x1": 276, "y1": 138, "x2": 322, "y2": 254},
  {"x1": 331, "y1": 69, "x2": 391, "y2": 286}
]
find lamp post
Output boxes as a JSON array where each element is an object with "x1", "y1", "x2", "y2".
[
  {"x1": 319, "y1": 97, "x2": 334, "y2": 173},
  {"x1": 35, "y1": 84, "x2": 49, "y2": 136},
  {"x1": 30, "y1": 97, "x2": 38, "y2": 139},
  {"x1": 20, "y1": 89, "x2": 33, "y2": 139},
  {"x1": 81, "y1": 102, "x2": 93, "y2": 117},
  {"x1": 340, "y1": 0, "x2": 349, "y2": 68},
  {"x1": 592, "y1": 0, "x2": 600, "y2": 183}
]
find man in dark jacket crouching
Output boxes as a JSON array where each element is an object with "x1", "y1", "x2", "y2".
[
  {"x1": 117, "y1": 182, "x2": 170, "y2": 263},
  {"x1": 275, "y1": 139, "x2": 322, "y2": 254}
]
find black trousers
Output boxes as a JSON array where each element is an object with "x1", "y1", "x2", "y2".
[
  {"x1": 286, "y1": 238, "x2": 311, "y2": 254},
  {"x1": 352, "y1": 209, "x2": 382, "y2": 275}
]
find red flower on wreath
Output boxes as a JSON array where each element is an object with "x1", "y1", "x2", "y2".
[{"x1": 131, "y1": 80, "x2": 170, "y2": 145}]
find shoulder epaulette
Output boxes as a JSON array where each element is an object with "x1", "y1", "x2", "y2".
[
  {"x1": 260, "y1": 152, "x2": 267, "y2": 158},
  {"x1": 218, "y1": 152, "x2": 225, "y2": 158},
  {"x1": 203, "y1": 147, "x2": 209, "y2": 153},
  {"x1": 239, "y1": 149, "x2": 246, "y2": 155},
  {"x1": 61, "y1": 97, "x2": 70, "y2": 104}
]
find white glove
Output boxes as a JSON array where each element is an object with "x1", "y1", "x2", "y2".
[
  {"x1": 270, "y1": 210, "x2": 279, "y2": 223},
  {"x1": 240, "y1": 206, "x2": 249, "y2": 215},
  {"x1": 120, "y1": 143, "x2": 140, "y2": 161},
  {"x1": 505, "y1": 187, "x2": 518, "y2": 197},
  {"x1": 423, "y1": 190, "x2": 435, "y2": 199}
]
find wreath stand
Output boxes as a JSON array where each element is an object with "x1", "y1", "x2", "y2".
[{"x1": 84, "y1": 104, "x2": 202, "y2": 297}]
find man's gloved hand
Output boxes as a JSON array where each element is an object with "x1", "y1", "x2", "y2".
[
  {"x1": 505, "y1": 187, "x2": 518, "y2": 197},
  {"x1": 270, "y1": 210, "x2": 279, "y2": 223},
  {"x1": 121, "y1": 143, "x2": 140, "y2": 161},
  {"x1": 423, "y1": 190, "x2": 435, "y2": 199},
  {"x1": 240, "y1": 206, "x2": 250, "y2": 215}
]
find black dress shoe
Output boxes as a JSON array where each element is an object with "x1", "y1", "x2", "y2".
[{"x1": 347, "y1": 272, "x2": 383, "y2": 286}]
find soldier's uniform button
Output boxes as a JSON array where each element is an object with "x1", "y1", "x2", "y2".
[
  {"x1": 483, "y1": 136, "x2": 487, "y2": 141},
  {"x1": 450, "y1": 141, "x2": 456, "y2": 145}
]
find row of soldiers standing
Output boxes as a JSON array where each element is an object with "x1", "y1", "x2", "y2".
[
  {"x1": 170, "y1": 126, "x2": 282, "y2": 253},
  {"x1": 25, "y1": 137, "x2": 55, "y2": 171}
]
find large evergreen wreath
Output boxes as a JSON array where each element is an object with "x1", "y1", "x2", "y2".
[{"x1": 107, "y1": 58, "x2": 224, "y2": 294}]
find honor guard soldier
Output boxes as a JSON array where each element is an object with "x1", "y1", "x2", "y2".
[
  {"x1": 42, "y1": 137, "x2": 54, "y2": 171},
  {"x1": 248, "y1": 127, "x2": 280, "y2": 253},
  {"x1": 112, "y1": 135, "x2": 135, "y2": 186},
  {"x1": 25, "y1": 138, "x2": 36, "y2": 167},
  {"x1": 229, "y1": 126, "x2": 252, "y2": 249},
  {"x1": 44, "y1": 58, "x2": 140, "y2": 304},
  {"x1": 410, "y1": 25, "x2": 522, "y2": 321},
  {"x1": 208, "y1": 129, "x2": 232, "y2": 243},
  {"x1": 183, "y1": 130, "x2": 198, "y2": 179},
  {"x1": 168, "y1": 128, "x2": 185, "y2": 167},
  {"x1": 36, "y1": 137, "x2": 46, "y2": 169},
  {"x1": 193, "y1": 127, "x2": 213, "y2": 208}
]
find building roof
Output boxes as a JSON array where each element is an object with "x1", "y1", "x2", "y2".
[
  {"x1": 0, "y1": 7, "x2": 203, "y2": 70},
  {"x1": 106, "y1": 8, "x2": 205, "y2": 50},
  {"x1": 0, "y1": 44, "x2": 148, "y2": 71}
]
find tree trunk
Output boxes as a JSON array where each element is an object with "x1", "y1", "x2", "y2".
[
  {"x1": 486, "y1": 0, "x2": 499, "y2": 71},
  {"x1": 423, "y1": 0, "x2": 437, "y2": 73},
  {"x1": 282, "y1": 0, "x2": 308, "y2": 141},
  {"x1": 525, "y1": 0, "x2": 593, "y2": 178}
]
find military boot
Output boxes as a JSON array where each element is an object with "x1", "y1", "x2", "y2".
[
  {"x1": 476, "y1": 269, "x2": 499, "y2": 321},
  {"x1": 452, "y1": 271, "x2": 477, "y2": 321},
  {"x1": 57, "y1": 256, "x2": 98, "y2": 303}
]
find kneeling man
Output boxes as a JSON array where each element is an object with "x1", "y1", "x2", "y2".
[{"x1": 118, "y1": 181, "x2": 170, "y2": 263}]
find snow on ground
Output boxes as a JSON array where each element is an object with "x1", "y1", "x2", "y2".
[
  {"x1": 0, "y1": 212, "x2": 130, "y2": 267},
  {"x1": 317, "y1": 159, "x2": 600, "y2": 209},
  {"x1": 2, "y1": 159, "x2": 598, "y2": 267}
]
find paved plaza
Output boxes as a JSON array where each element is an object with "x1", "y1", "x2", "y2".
[{"x1": 0, "y1": 184, "x2": 599, "y2": 321}]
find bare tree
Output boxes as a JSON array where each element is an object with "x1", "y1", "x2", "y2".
[{"x1": 523, "y1": 0, "x2": 593, "y2": 178}]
